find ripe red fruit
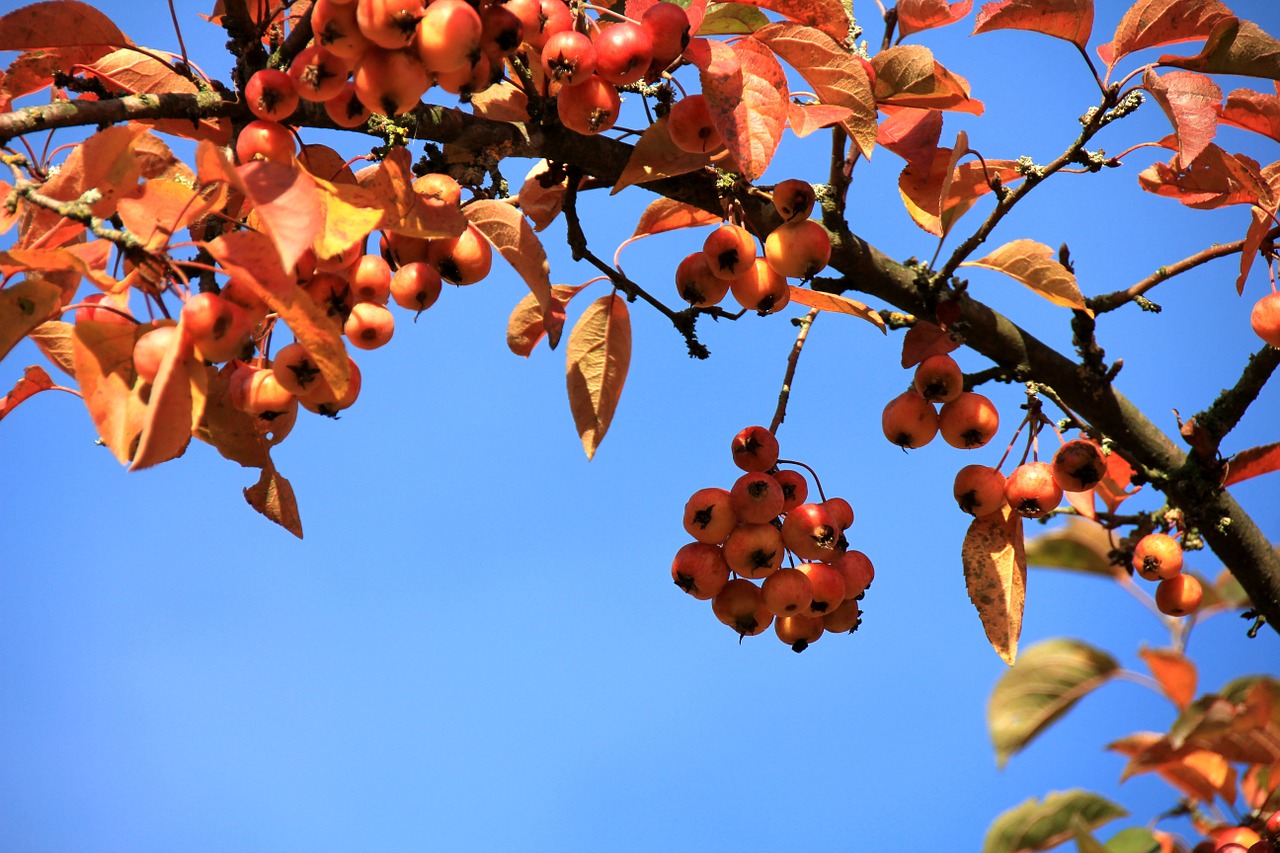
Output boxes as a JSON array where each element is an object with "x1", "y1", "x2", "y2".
[
  {"x1": 74, "y1": 292, "x2": 134, "y2": 324},
  {"x1": 415, "y1": 0, "x2": 484, "y2": 73},
  {"x1": 1004, "y1": 461, "x2": 1063, "y2": 518},
  {"x1": 502, "y1": 0, "x2": 570, "y2": 50},
  {"x1": 729, "y1": 258, "x2": 790, "y2": 315},
  {"x1": 881, "y1": 390, "x2": 938, "y2": 449},
  {"x1": 300, "y1": 356, "x2": 362, "y2": 416},
  {"x1": 780, "y1": 502, "x2": 844, "y2": 563},
  {"x1": 235, "y1": 119, "x2": 296, "y2": 163},
  {"x1": 390, "y1": 262, "x2": 443, "y2": 314},
  {"x1": 723, "y1": 522, "x2": 785, "y2": 579},
  {"x1": 798, "y1": 562, "x2": 845, "y2": 615},
  {"x1": 233, "y1": 366, "x2": 297, "y2": 418},
  {"x1": 674, "y1": 251, "x2": 730, "y2": 307},
  {"x1": 312, "y1": 0, "x2": 371, "y2": 60},
  {"x1": 350, "y1": 253, "x2": 393, "y2": 304},
  {"x1": 593, "y1": 21, "x2": 653, "y2": 86},
  {"x1": 773, "y1": 469, "x2": 808, "y2": 512},
  {"x1": 344, "y1": 301, "x2": 395, "y2": 349},
  {"x1": 682, "y1": 487, "x2": 737, "y2": 545},
  {"x1": 323, "y1": 80, "x2": 373, "y2": 128},
  {"x1": 730, "y1": 425, "x2": 779, "y2": 472},
  {"x1": 671, "y1": 542, "x2": 730, "y2": 600},
  {"x1": 822, "y1": 497, "x2": 854, "y2": 530},
  {"x1": 305, "y1": 271, "x2": 355, "y2": 322},
  {"x1": 761, "y1": 567, "x2": 813, "y2": 617},
  {"x1": 357, "y1": 0, "x2": 425, "y2": 50},
  {"x1": 729, "y1": 471, "x2": 785, "y2": 524},
  {"x1": 132, "y1": 323, "x2": 179, "y2": 384},
  {"x1": 641, "y1": 2, "x2": 690, "y2": 76},
  {"x1": 1250, "y1": 291, "x2": 1280, "y2": 347},
  {"x1": 1052, "y1": 438, "x2": 1107, "y2": 492},
  {"x1": 913, "y1": 354, "x2": 963, "y2": 403},
  {"x1": 427, "y1": 223, "x2": 493, "y2": 284},
  {"x1": 772, "y1": 179, "x2": 816, "y2": 221},
  {"x1": 763, "y1": 219, "x2": 831, "y2": 279},
  {"x1": 667, "y1": 95, "x2": 722, "y2": 154},
  {"x1": 541, "y1": 31, "x2": 597, "y2": 86},
  {"x1": 182, "y1": 291, "x2": 253, "y2": 362},
  {"x1": 1266, "y1": 810, "x2": 1280, "y2": 834},
  {"x1": 288, "y1": 45, "x2": 352, "y2": 102},
  {"x1": 413, "y1": 172, "x2": 463, "y2": 209},
  {"x1": 1133, "y1": 532, "x2": 1184, "y2": 581},
  {"x1": 823, "y1": 598, "x2": 863, "y2": 633},
  {"x1": 712, "y1": 579, "x2": 772, "y2": 637},
  {"x1": 774, "y1": 613, "x2": 823, "y2": 652},
  {"x1": 480, "y1": 4, "x2": 524, "y2": 57},
  {"x1": 703, "y1": 223, "x2": 756, "y2": 280},
  {"x1": 556, "y1": 76, "x2": 621, "y2": 135},
  {"x1": 1213, "y1": 828, "x2": 1263, "y2": 848},
  {"x1": 938, "y1": 391, "x2": 999, "y2": 449},
  {"x1": 832, "y1": 549, "x2": 874, "y2": 599},
  {"x1": 954, "y1": 464, "x2": 1007, "y2": 517},
  {"x1": 353, "y1": 47, "x2": 430, "y2": 116},
  {"x1": 245, "y1": 68, "x2": 299, "y2": 121},
  {"x1": 271, "y1": 342, "x2": 326, "y2": 397}
]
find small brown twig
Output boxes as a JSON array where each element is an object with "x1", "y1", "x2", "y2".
[{"x1": 769, "y1": 308, "x2": 819, "y2": 435}]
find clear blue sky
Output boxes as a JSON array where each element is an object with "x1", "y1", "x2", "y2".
[{"x1": 2, "y1": 2, "x2": 1278, "y2": 850}]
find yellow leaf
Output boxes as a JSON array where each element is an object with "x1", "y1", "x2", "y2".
[
  {"x1": 963, "y1": 504, "x2": 1027, "y2": 664},
  {"x1": 566, "y1": 295, "x2": 631, "y2": 460},
  {"x1": 786, "y1": 286, "x2": 886, "y2": 332},
  {"x1": 961, "y1": 238, "x2": 1092, "y2": 315}
]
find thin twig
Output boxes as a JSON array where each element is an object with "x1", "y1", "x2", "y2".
[{"x1": 769, "y1": 308, "x2": 819, "y2": 434}]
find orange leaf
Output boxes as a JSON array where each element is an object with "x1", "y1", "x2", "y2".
[
  {"x1": 0, "y1": 0, "x2": 130, "y2": 50},
  {"x1": 899, "y1": 153, "x2": 1025, "y2": 236},
  {"x1": 897, "y1": 0, "x2": 974, "y2": 39},
  {"x1": 751, "y1": 0, "x2": 850, "y2": 43},
  {"x1": 786, "y1": 286, "x2": 886, "y2": 332},
  {"x1": 900, "y1": 320, "x2": 960, "y2": 368},
  {"x1": 1097, "y1": 448, "x2": 1141, "y2": 513},
  {"x1": 962, "y1": 238, "x2": 1091, "y2": 313},
  {"x1": 130, "y1": 319, "x2": 207, "y2": 471},
  {"x1": 878, "y1": 107, "x2": 944, "y2": 170},
  {"x1": 1224, "y1": 441, "x2": 1280, "y2": 486},
  {"x1": 469, "y1": 80, "x2": 531, "y2": 123},
  {"x1": 0, "y1": 364, "x2": 57, "y2": 422},
  {"x1": 1110, "y1": 732, "x2": 1239, "y2": 804},
  {"x1": 787, "y1": 102, "x2": 854, "y2": 138},
  {"x1": 972, "y1": 0, "x2": 1093, "y2": 51},
  {"x1": 1221, "y1": 87, "x2": 1280, "y2": 144},
  {"x1": 697, "y1": 2, "x2": 769, "y2": 35},
  {"x1": 244, "y1": 460, "x2": 303, "y2": 539},
  {"x1": 465, "y1": 199, "x2": 554, "y2": 321},
  {"x1": 613, "y1": 115, "x2": 713, "y2": 193},
  {"x1": 1098, "y1": 0, "x2": 1231, "y2": 68},
  {"x1": 27, "y1": 320, "x2": 76, "y2": 376},
  {"x1": 962, "y1": 504, "x2": 1027, "y2": 664},
  {"x1": 1242, "y1": 762, "x2": 1280, "y2": 811},
  {"x1": 873, "y1": 44, "x2": 984, "y2": 114},
  {"x1": 1142, "y1": 69, "x2": 1223, "y2": 167},
  {"x1": 80, "y1": 49, "x2": 230, "y2": 144},
  {"x1": 0, "y1": 278, "x2": 62, "y2": 361},
  {"x1": 566, "y1": 294, "x2": 631, "y2": 460},
  {"x1": 1138, "y1": 143, "x2": 1272, "y2": 210},
  {"x1": 693, "y1": 38, "x2": 788, "y2": 181},
  {"x1": 193, "y1": 363, "x2": 271, "y2": 469},
  {"x1": 1160, "y1": 16, "x2": 1280, "y2": 81},
  {"x1": 753, "y1": 23, "x2": 878, "y2": 159},
  {"x1": 359, "y1": 146, "x2": 467, "y2": 240},
  {"x1": 507, "y1": 284, "x2": 586, "y2": 356},
  {"x1": 310, "y1": 177, "x2": 386, "y2": 261},
  {"x1": 70, "y1": 320, "x2": 151, "y2": 464},
  {"x1": 1140, "y1": 647, "x2": 1198, "y2": 710},
  {"x1": 116, "y1": 179, "x2": 220, "y2": 251},
  {"x1": 517, "y1": 160, "x2": 567, "y2": 232},
  {"x1": 630, "y1": 197, "x2": 721, "y2": 238}
]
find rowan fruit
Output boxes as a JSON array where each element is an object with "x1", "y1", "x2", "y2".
[
  {"x1": 344, "y1": 301, "x2": 396, "y2": 349},
  {"x1": 182, "y1": 291, "x2": 253, "y2": 363},
  {"x1": 288, "y1": 45, "x2": 352, "y2": 102},
  {"x1": 271, "y1": 342, "x2": 326, "y2": 397},
  {"x1": 501, "y1": 0, "x2": 570, "y2": 50},
  {"x1": 730, "y1": 424, "x2": 779, "y2": 472},
  {"x1": 761, "y1": 567, "x2": 813, "y2": 617},
  {"x1": 415, "y1": 0, "x2": 483, "y2": 73},
  {"x1": 1004, "y1": 461, "x2": 1063, "y2": 518},
  {"x1": 389, "y1": 262, "x2": 443, "y2": 314},
  {"x1": 953, "y1": 464, "x2": 1006, "y2": 517},
  {"x1": 798, "y1": 562, "x2": 845, "y2": 615},
  {"x1": 723, "y1": 522, "x2": 785, "y2": 579},
  {"x1": 541, "y1": 31, "x2": 597, "y2": 86},
  {"x1": 729, "y1": 471, "x2": 785, "y2": 524},
  {"x1": 235, "y1": 119, "x2": 296, "y2": 163},
  {"x1": 593, "y1": 21, "x2": 653, "y2": 86},
  {"x1": 671, "y1": 542, "x2": 730, "y2": 600},
  {"x1": 881, "y1": 390, "x2": 938, "y2": 449},
  {"x1": 763, "y1": 219, "x2": 831, "y2": 279},
  {"x1": 480, "y1": 4, "x2": 524, "y2": 57},
  {"x1": 773, "y1": 469, "x2": 808, "y2": 512},
  {"x1": 312, "y1": 0, "x2": 371, "y2": 60},
  {"x1": 712, "y1": 579, "x2": 772, "y2": 637},
  {"x1": 912, "y1": 354, "x2": 963, "y2": 403},
  {"x1": 1052, "y1": 438, "x2": 1107, "y2": 492},
  {"x1": 433, "y1": 53, "x2": 494, "y2": 99},
  {"x1": 1133, "y1": 532, "x2": 1184, "y2": 581},
  {"x1": 356, "y1": 0, "x2": 425, "y2": 50},
  {"x1": 323, "y1": 80, "x2": 373, "y2": 128},
  {"x1": 674, "y1": 251, "x2": 730, "y2": 307},
  {"x1": 780, "y1": 502, "x2": 844, "y2": 563},
  {"x1": 641, "y1": 2, "x2": 690, "y2": 77},
  {"x1": 245, "y1": 68, "x2": 299, "y2": 121},
  {"x1": 305, "y1": 271, "x2": 355, "y2": 322},
  {"x1": 823, "y1": 497, "x2": 854, "y2": 530},
  {"x1": 1250, "y1": 291, "x2": 1280, "y2": 347},
  {"x1": 729, "y1": 258, "x2": 789, "y2": 315},
  {"x1": 74, "y1": 292, "x2": 133, "y2": 324},
  {"x1": 427, "y1": 223, "x2": 493, "y2": 285},
  {"x1": 682, "y1": 487, "x2": 737, "y2": 545},
  {"x1": 412, "y1": 173, "x2": 463, "y2": 209},
  {"x1": 703, "y1": 224, "x2": 756, "y2": 280},
  {"x1": 667, "y1": 95, "x2": 722, "y2": 154},
  {"x1": 350, "y1": 253, "x2": 393, "y2": 304},
  {"x1": 299, "y1": 356, "x2": 362, "y2": 416},
  {"x1": 556, "y1": 76, "x2": 621, "y2": 135},
  {"x1": 1213, "y1": 828, "x2": 1263, "y2": 849},
  {"x1": 772, "y1": 179, "x2": 816, "y2": 222},
  {"x1": 774, "y1": 613, "x2": 823, "y2": 652},
  {"x1": 353, "y1": 46, "x2": 430, "y2": 116},
  {"x1": 832, "y1": 549, "x2": 874, "y2": 599},
  {"x1": 938, "y1": 391, "x2": 999, "y2": 449},
  {"x1": 1154, "y1": 579, "x2": 1201, "y2": 625},
  {"x1": 822, "y1": 598, "x2": 863, "y2": 633}
]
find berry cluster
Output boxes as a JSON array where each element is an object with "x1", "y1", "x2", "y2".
[
  {"x1": 1132, "y1": 531, "x2": 1202, "y2": 618},
  {"x1": 671, "y1": 426, "x2": 873, "y2": 652},
  {"x1": 951, "y1": 438, "x2": 1106, "y2": 524},
  {"x1": 674, "y1": 180, "x2": 832, "y2": 315},
  {"x1": 1196, "y1": 811, "x2": 1280, "y2": 853},
  {"x1": 881, "y1": 353, "x2": 999, "y2": 450}
]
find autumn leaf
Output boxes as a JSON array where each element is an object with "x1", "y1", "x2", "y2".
[
  {"x1": 80, "y1": 50, "x2": 230, "y2": 144},
  {"x1": 698, "y1": 2, "x2": 770, "y2": 35},
  {"x1": 1098, "y1": 0, "x2": 1232, "y2": 68},
  {"x1": 1139, "y1": 647, "x2": 1198, "y2": 710},
  {"x1": 1109, "y1": 733, "x2": 1239, "y2": 804},
  {"x1": 613, "y1": 116, "x2": 713, "y2": 193},
  {"x1": 1142, "y1": 69, "x2": 1223, "y2": 168},
  {"x1": 873, "y1": 44, "x2": 984, "y2": 115},
  {"x1": 0, "y1": 278, "x2": 62, "y2": 361},
  {"x1": 972, "y1": 0, "x2": 1093, "y2": 51},
  {"x1": 1225, "y1": 441, "x2": 1280, "y2": 486},
  {"x1": 1221, "y1": 87, "x2": 1280, "y2": 144},
  {"x1": 116, "y1": 179, "x2": 221, "y2": 251},
  {"x1": 787, "y1": 102, "x2": 854, "y2": 137},
  {"x1": 750, "y1": 0, "x2": 849, "y2": 43},
  {"x1": 630, "y1": 197, "x2": 721, "y2": 238},
  {"x1": 359, "y1": 147, "x2": 467, "y2": 240},
  {"x1": 962, "y1": 239, "x2": 1091, "y2": 314},
  {"x1": 27, "y1": 320, "x2": 76, "y2": 376},
  {"x1": 963, "y1": 504, "x2": 1027, "y2": 665},
  {"x1": 71, "y1": 320, "x2": 151, "y2": 464},
  {"x1": 982, "y1": 790, "x2": 1126, "y2": 853},
  {"x1": 900, "y1": 320, "x2": 960, "y2": 368},
  {"x1": 245, "y1": 460, "x2": 303, "y2": 539},
  {"x1": 1138, "y1": 143, "x2": 1272, "y2": 210},
  {"x1": 507, "y1": 284, "x2": 587, "y2": 356},
  {"x1": 1024, "y1": 518, "x2": 1117, "y2": 576},
  {"x1": 469, "y1": 80, "x2": 531, "y2": 123},
  {"x1": 988, "y1": 638, "x2": 1120, "y2": 767},
  {"x1": 897, "y1": 0, "x2": 974, "y2": 39},
  {"x1": 517, "y1": 160, "x2": 568, "y2": 231},
  {"x1": 878, "y1": 107, "x2": 944, "y2": 170},
  {"x1": 193, "y1": 363, "x2": 271, "y2": 470},
  {"x1": 753, "y1": 23, "x2": 878, "y2": 159},
  {"x1": 1160, "y1": 17, "x2": 1280, "y2": 82},
  {"x1": 566, "y1": 294, "x2": 631, "y2": 460},
  {"x1": 0, "y1": 364, "x2": 58, "y2": 422},
  {"x1": 465, "y1": 199, "x2": 554, "y2": 321},
  {"x1": 130, "y1": 319, "x2": 207, "y2": 471},
  {"x1": 692, "y1": 38, "x2": 787, "y2": 181},
  {"x1": 786, "y1": 286, "x2": 886, "y2": 332}
]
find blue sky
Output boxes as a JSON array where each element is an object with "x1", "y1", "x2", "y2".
[{"x1": 2, "y1": 1, "x2": 1279, "y2": 850}]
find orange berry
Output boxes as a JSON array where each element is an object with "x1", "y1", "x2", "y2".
[
  {"x1": 912, "y1": 354, "x2": 963, "y2": 403},
  {"x1": 1004, "y1": 461, "x2": 1063, "y2": 518},
  {"x1": 682, "y1": 487, "x2": 737, "y2": 545},
  {"x1": 671, "y1": 542, "x2": 730, "y2": 600},
  {"x1": 953, "y1": 464, "x2": 1006, "y2": 517},
  {"x1": 722, "y1": 522, "x2": 785, "y2": 579},
  {"x1": 763, "y1": 219, "x2": 831, "y2": 279},
  {"x1": 1052, "y1": 438, "x2": 1107, "y2": 492},
  {"x1": 712, "y1": 579, "x2": 772, "y2": 637},
  {"x1": 1156, "y1": 573, "x2": 1202, "y2": 617},
  {"x1": 882, "y1": 390, "x2": 938, "y2": 449},
  {"x1": 938, "y1": 391, "x2": 999, "y2": 449},
  {"x1": 1250, "y1": 291, "x2": 1280, "y2": 347},
  {"x1": 1133, "y1": 532, "x2": 1184, "y2": 581},
  {"x1": 774, "y1": 613, "x2": 823, "y2": 652},
  {"x1": 730, "y1": 424, "x2": 779, "y2": 472},
  {"x1": 702, "y1": 224, "x2": 756, "y2": 281}
]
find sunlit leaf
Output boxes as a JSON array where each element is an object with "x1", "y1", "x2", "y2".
[
  {"x1": 507, "y1": 284, "x2": 587, "y2": 356},
  {"x1": 989, "y1": 638, "x2": 1119, "y2": 768},
  {"x1": 983, "y1": 790, "x2": 1126, "y2": 853},
  {"x1": 964, "y1": 504, "x2": 1027, "y2": 665},
  {"x1": 1220, "y1": 87, "x2": 1280, "y2": 144},
  {"x1": 751, "y1": 0, "x2": 849, "y2": 43},
  {"x1": 613, "y1": 115, "x2": 713, "y2": 192},
  {"x1": 1139, "y1": 647, "x2": 1198, "y2": 710},
  {"x1": 27, "y1": 320, "x2": 76, "y2": 376},
  {"x1": 698, "y1": 2, "x2": 770, "y2": 35},
  {"x1": 753, "y1": 22, "x2": 878, "y2": 158},
  {"x1": 897, "y1": 0, "x2": 974, "y2": 39},
  {"x1": 1109, "y1": 733, "x2": 1238, "y2": 804},
  {"x1": 693, "y1": 38, "x2": 788, "y2": 181},
  {"x1": 873, "y1": 44, "x2": 985, "y2": 114},
  {"x1": 469, "y1": 80, "x2": 531, "y2": 122},
  {"x1": 972, "y1": 0, "x2": 1093, "y2": 51},
  {"x1": 1160, "y1": 17, "x2": 1280, "y2": 81},
  {"x1": 0, "y1": 278, "x2": 62, "y2": 362},
  {"x1": 71, "y1": 320, "x2": 151, "y2": 464},
  {"x1": 961, "y1": 238, "x2": 1090, "y2": 313},
  {"x1": 1224, "y1": 441, "x2": 1280, "y2": 486},
  {"x1": 1142, "y1": 69, "x2": 1222, "y2": 167},
  {"x1": 1024, "y1": 518, "x2": 1116, "y2": 576},
  {"x1": 630, "y1": 197, "x2": 721, "y2": 238},
  {"x1": 0, "y1": 0, "x2": 130, "y2": 50},
  {"x1": 1139, "y1": 143, "x2": 1272, "y2": 209},
  {"x1": 116, "y1": 179, "x2": 220, "y2": 251},
  {"x1": 517, "y1": 160, "x2": 568, "y2": 231},
  {"x1": 193, "y1": 363, "x2": 271, "y2": 469},
  {"x1": 899, "y1": 150, "x2": 1025, "y2": 236},
  {"x1": 80, "y1": 49, "x2": 230, "y2": 143},
  {"x1": 900, "y1": 320, "x2": 960, "y2": 368},
  {"x1": 1098, "y1": 0, "x2": 1231, "y2": 68},
  {"x1": 878, "y1": 107, "x2": 944, "y2": 170},
  {"x1": 1242, "y1": 762, "x2": 1280, "y2": 812},
  {"x1": 129, "y1": 319, "x2": 206, "y2": 471},
  {"x1": 566, "y1": 294, "x2": 631, "y2": 460},
  {"x1": 244, "y1": 461, "x2": 303, "y2": 539},
  {"x1": 466, "y1": 199, "x2": 554, "y2": 321},
  {"x1": 786, "y1": 286, "x2": 886, "y2": 332},
  {"x1": 0, "y1": 364, "x2": 57, "y2": 422},
  {"x1": 785, "y1": 102, "x2": 852, "y2": 137},
  {"x1": 1101, "y1": 827, "x2": 1167, "y2": 853}
]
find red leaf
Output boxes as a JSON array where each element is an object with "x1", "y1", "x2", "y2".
[
  {"x1": 0, "y1": 278, "x2": 62, "y2": 362},
  {"x1": 786, "y1": 102, "x2": 854, "y2": 138},
  {"x1": 961, "y1": 238, "x2": 1091, "y2": 312},
  {"x1": 193, "y1": 363, "x2": 271, "y2": 470},
  {"x1": 751, "y1": 0, "x2": 850, "y2": 43},
  {"x1": 1238, "y1": 205, "x2": 1274, "y2": 295},
  {"x1": 872, "y1": 45, "x2": 984, "y2": 114},
  {"x1": 899, "y1": 150, "x2": 1024, "y2": 236},
  {"x1": 1137, "y1": 143, "x2": 1272, "y2": 210},
  {"x1": 71, "y1": 320, "x2": 154, "y2": 464},
  {"x1": 1098, "y1": 0, "x2": 1232, "y2": 68},
  {"x1": 81, "y1": 49, "x2": 231, "y2": 144},
  {"x1": 1096, "y1": 448, "x2": 1141, "y2": 514},
  {"x1": 878, "y1": 107, "x2": 944, "y2": 170},
  {"x1": 897, "y1": 0, "x2": 974, "y2": 39},
  {"x1": 116, "y1": 179, "x2": 220, "y2": 251},
  {"x1": 786, "y1": 286, "x2": 886, "y2": 332},
  {"x1": 469, "y1": 81, "x2": 531, "y2": 123},
  {"x1": 1221, "y1": 87, "x2": 1280, "y2": 144},
  {"x1": 613, "y1": 115, "x2": 713, "y2": 192},
  {"x1": 972, "y1": 0, "x2": 1093, "y2": 51},
  {"x1": 1224, "y1": 441, "x2": 1280, "y2": 487},
  {"x1": 1142, "y1": 69, "x2": 1223, "y2": 167},
  {"x1": 901, "y1": 320, "x2": 961, "y2": 368},
  {"x1": 0, "y1": 364, "x2": 57, "y2": 422},
  {"x1": 566, "y1": 294, "x2": 631, "y2": 460},
  {"x1": 1160, "y1": 17, "x2": 1280, "y2": 81},
  {"x1": 0, "y1": 0, "x2": 130, "y2": 50},
  {"x1": 27, "y1": 320, "x2": 76, "y2": 376},
  {"x1": 1139, "y1": 647, "x2": 1198, "y2": 710},
  {"x1": 629, "y1": 197, "x2": 721, "y2": 238},
  {"x1": 752, "y1": 23, "x2": 878, "y2": 159},
  {"x1": 695, "y1": 39, "x2": 788, "y2": 181}
]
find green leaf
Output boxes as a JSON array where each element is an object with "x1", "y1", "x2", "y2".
[
  {"x1": 989, "y1": 639, "x2": 1120, "y2": 768},
  {"x1": 698, "y1": 2, "x2": 770, "y2": 35},
  {"x1": 984, "y1": 790, "x2": 1127, "y2": 853},
  {"x1": 1024, "y1": 519, "x2": 1116, "y2": 576},
  {"x1": 1104, "y1": 827, "x2": 1163, "y2": 853}
]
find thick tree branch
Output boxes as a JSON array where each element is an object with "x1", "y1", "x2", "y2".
[
  {"x1": 1193, "y1": 344, "x2": 1280, "y2": 454},
  {"x1": 0, "y1": 91, "x2": 235, "y2": 147}
]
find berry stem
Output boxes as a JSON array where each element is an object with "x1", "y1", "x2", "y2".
[
  {"x1": 777, "y1": 457, "x2": 827, "y2": 503},
  {"x1": 769, "y1": 307, "x2": 819, "y2": 435}
]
